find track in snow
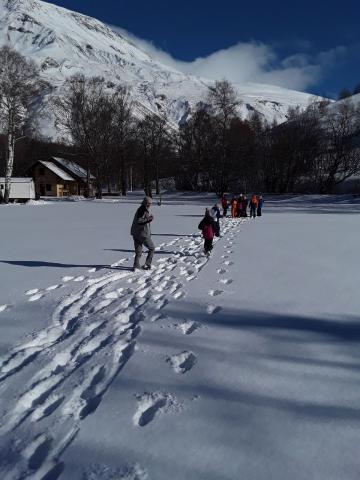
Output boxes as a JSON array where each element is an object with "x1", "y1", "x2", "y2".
[{"x1": 0, "y1": 217, "x2": 244, "y2": 480}]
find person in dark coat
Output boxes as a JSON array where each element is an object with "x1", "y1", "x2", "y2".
[
  {"x1": 210, "y1": 203, "x2": 221, "y2": 236},
  {"x1": 221, "y1": 195, "x2": 229, "y2": 217},
  {"x1": 230, "y1": 197, "x2": 238, "y2": 218},
  {"x1": 241, "y1": 195, "x2": 248, "y2": 217},
  {"x1": 198, "y1": 208, "x2": 218, "y2": 256},
  {"x1": 249, "y1": 194, "x2": 258, "y2": 218},
  {"x1": 257, "y1": 195, "x2": 264, "y2": 217},
  {"x1": 236, "y1": 194, "x2": 243, "y2": 217},
  {"x1": 130, "y1": 196, "x2": 155, "y2": 271}
]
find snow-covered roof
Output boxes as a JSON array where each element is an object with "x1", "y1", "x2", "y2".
[
  {"x1": 51, "y1": 157, "x2": 95, "y2": 180},
  {"x1": 0, "y1": 177, "x2": 34, "y2": 183},
  {"x1": 39, "y1": 161, "x2": 76, "y2": 181}
]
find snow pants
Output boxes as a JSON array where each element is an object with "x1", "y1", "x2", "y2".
[
  {"x1": 250, "y1": 206, "x2": 257, "y2": 218},
  {"x1": 204, "y1": 238, "x2": 213, "y2": 253},
  {"x1": 257, "y1": 207, "x2": 262, "y2": 217},
  {"x1": 133, "y1": 236, "x2": 155, "y2": 268}
]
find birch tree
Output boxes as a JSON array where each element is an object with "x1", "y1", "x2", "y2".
[{"x1": 0, "y1": 46, "x2": 41, "y2": 203}]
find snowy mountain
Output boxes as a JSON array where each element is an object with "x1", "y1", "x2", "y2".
[{"x1": 0, "y1": 0, "x2": 323, "y2": 136}]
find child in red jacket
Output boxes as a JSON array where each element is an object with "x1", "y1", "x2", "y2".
[{"x1": 198, "y1": 209, "x2": 218, "y2": 256}]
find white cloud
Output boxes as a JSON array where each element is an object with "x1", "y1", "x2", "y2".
[{"x1": 111, "y1": 25, "x2": 347, "y2": 92}]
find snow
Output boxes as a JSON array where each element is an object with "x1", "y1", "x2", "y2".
[
  {"x1": 1, "y1": 192, "x2": 360, "y2": 480},
  {"x1": 0, "y1": 177, "x2": 34, "y2": 183},
  {"x1": 38, "y1": 161, "x2": 76, "y2": 181},
  {"x1": 0, "y1": 0, "x2": 322, "y2": 136}
]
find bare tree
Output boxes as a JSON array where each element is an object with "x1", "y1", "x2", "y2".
[
  {"x1": 207, "y1": 80, "x2": 240, "y2": 195},
  {"x1": 137, "y1": 112, "x2": 171, "y2": 196},
  {"x1": 112, "y1": 86, "x2": 134, "y2": 195},
  {"x1": 316, "y1": 100, "x2": 360, "y2": 192},
  {"x1": 0, "y1": 46, "x2": 42, "y2": 203},
  {"x1": 177, "y1": 104, "x2": 216, "y2": 191},
  {"x1": 54, "y1": 75, "x2": 119, "y2": 198}
]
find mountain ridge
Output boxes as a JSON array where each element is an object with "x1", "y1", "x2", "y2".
[{"x1": 0, "y1": 0, "x2": 325, "y2": 137}]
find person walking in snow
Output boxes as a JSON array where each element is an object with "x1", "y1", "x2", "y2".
[
  {"x1": 240, "y1": 195, "x2": 248, "y2": 217},
  {"x1": 210, "y1": 203, "x2": 221, "y2": 236},
  {"x1": 257, "y1": 195, "x2": 264, "y2": 217},
  {"x1": 198, "y1": 208, "x2": 218, "y2": 256},
  {"x1": 236, "y1": 194, "x2": 243, "y2": 218},
  {"x1": 221, "y1": 195, "x2": 229, "y2": 217},
  {"x1": 249, "y1": 194, "x2": 258, "y2": 219},
  {"x1": 130, "y1": 196, "x2": 155, "y2": 271},
  {"x1": 231, "y1": 196, "x2": 238, "y2": 218}
]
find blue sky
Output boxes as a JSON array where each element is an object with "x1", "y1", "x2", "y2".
[{"x1": 48, "y1": 0, "x2": 359, "y2": 98}]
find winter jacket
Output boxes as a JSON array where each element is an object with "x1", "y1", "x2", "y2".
[
  {"x1": 130, "y1": 205, "x2": 153, "y2": 240},
  {"x1": 198, "y1": 216, "x2": 218, "y2": 240},
  {"x1": 249, "y1": 195, "x2": 258, "y2": 207},
  {"x1": 221, "y1": 197, "x2": 228, "y2": 209},
  {"x1": 211, "y1": 205, "x2": 221, "y2": 221}
]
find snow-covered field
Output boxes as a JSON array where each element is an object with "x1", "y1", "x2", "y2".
[{"x1": 1, "y1": 193, "x2": 360, "y2": 480}]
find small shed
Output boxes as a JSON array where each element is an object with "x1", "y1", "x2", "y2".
[{"x1": 0, "y1": 178, "x2": 35, "y2": 202}]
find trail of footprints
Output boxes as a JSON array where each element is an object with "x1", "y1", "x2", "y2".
[{"x1": 0, "y1": 217, "x2": 243, "y2": 479}]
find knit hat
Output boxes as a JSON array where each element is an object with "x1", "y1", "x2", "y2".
[{"x1": 142, "y1": 196, "x2": 152, "y2": 206}]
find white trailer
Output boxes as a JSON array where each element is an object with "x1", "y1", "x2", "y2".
[{"x1": 0, "y1": 178, "x2": 36, "y2": 202}]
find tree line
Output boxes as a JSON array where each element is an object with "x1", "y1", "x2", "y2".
[{"x1": 1, "y1": 45, "x2": 360, "y2": 203}]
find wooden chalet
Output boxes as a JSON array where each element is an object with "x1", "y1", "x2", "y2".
[{"x1": 29, "y1": 157, "x2": 95, "y2": 197}]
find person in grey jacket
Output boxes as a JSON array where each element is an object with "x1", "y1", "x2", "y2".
[{"x1": 131, "y1": 196, "x2": 155, "y2": 271}]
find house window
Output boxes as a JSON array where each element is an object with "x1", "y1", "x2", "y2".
[
  {"x1": 39, "y1": 168, "x2": 45, "y2": 175},
  {"x1": 46, "y1": 184, "x2": 52, "y2": 192}
]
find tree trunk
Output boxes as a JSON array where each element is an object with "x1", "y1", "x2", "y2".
[
  {"x1": 4, "y1": 132, "x2": 15, "y2": 204},
  {"x1": 120, "y1": 158, "x2": 127, "y2": 196},
  {"x1": 155, "y1": 158, "x2": 160, "y2": 195},
  {"x1": 84, "y1": 160, "x2": 91, "y2": 198}
]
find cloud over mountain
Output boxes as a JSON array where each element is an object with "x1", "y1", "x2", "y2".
[{"x1": 111, "y1": 26, "x2": 347, "y2": 91}]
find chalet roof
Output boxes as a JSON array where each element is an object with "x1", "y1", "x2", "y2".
[
  {"x1": 0, "y1": 177, "x2": 34, "y2": 183},
  {"x1": 39, "y1": 161, "x2": 76, "y2": 181},
  {"x1": 51, "y1": 157, "x2": 95, "y2": 181}
]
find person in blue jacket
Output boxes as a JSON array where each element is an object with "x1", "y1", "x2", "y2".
[{"x1": 257, "y1": 195, "x2": 264, "y2": 217}]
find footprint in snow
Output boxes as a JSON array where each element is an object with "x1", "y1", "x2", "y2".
[
  {"x1": 28, "y1": 293, "x2": 44, "y2": 302},
  {"x1": 177, "y1": 320, "x2": 199, "y2": 335},
  {"x1": 25, "y1": 288, "x2": 39, "y2": 296},
  {"x1": 173, "y1": 290, "x2": 185, "y2": 300},
  {"x1": 0, "y1": 304, "x2": 9, "y2": 314},
  {"x1": 133, "y1": 392, "x2": 179, "y2": 427},
  {"x1": 208, "y1": 289, "x2": 224, "y2": 297},
  {"x1": 62, "y1": 276, "x2": 74, "y2": 282},
  {"x1": 73, "y1": 275, "x2": 86, "y2": 282},
  {"x1": 219, "y1": 278, "x2": 233, "y2": 285},
  {"x1": 206, "y1": 304, "x2": 222, "y2": 315},
  {"x1": 217, "y1": 269, "x2": 227, "y2": 275},
  {"x1": 46, "y1": 284, "x2": 60, "y2": 291},
  {"x1": 167, "y1": 351, "x2": 197, "y2": 374},
  {"x1": 224, "y1": 261, "x2": 234, "y2": 266}
]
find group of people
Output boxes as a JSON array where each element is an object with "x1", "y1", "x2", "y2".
[
  {"x1": 221, "y1": 194, "x2": 264, "y2": 219},
  {"x1": 197, "y1": 194, "x2": 264, "y2": 256},
  {"x1": 130, "y1": 194, "x2": 264, "y2": 270}
]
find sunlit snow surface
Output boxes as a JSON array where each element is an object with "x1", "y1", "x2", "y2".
[{"x1": 1, "y1": 192, "x2": 360, "y2": 479}]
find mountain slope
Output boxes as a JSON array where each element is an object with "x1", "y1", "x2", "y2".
[{"x1": 0, "y1": 0, "x2": 323, "y2": 136}]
